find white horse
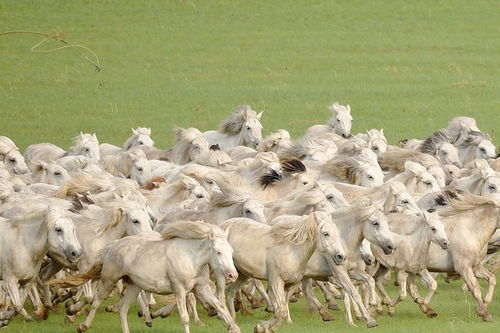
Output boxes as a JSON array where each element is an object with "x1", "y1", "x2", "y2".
[
  {"x1": 317, "y1": 149, "x2": 384, "y2": 187},
  {"x1": 427, "y1": 193, "x2": 500, "y2": 322},
  {"x1": 356, "y1": 129, "x2": 388, "y2": 157},
  {"x1": 0, "y1": 206, "x2": 82, "y2": 324},
  {"x1": 372, "y1": 211, "x2": 449, "y2": 317},
  {"x1": 51, "y1": 221, "x2": 240, "y2": 333},
  {"x1": 24, "y1": 133, "x2": 100, "y2": 163},
  {"x1": 390, "y1": 161, "x2": 440, "y2": 195},
  {"x1": 450, "y1": 159, "x2": 500, "y2": 196},
  {"x1": 30, "y1": 160, "x2": 71, "y2": 185},
  {"x1": 304, "y1": 103, "x2": 353, "y2": 138},
  {"x1": 302, "y1": 199, "x2": 396, "y2": 327},
  {"x1": 203, "y1": 105, "x2": 263, "y2": 150},
  {"x1": 0, "y1": 136, "x2": 29, "y2": 175},
  {"x1": 224, "y1": 211, "x2": 346, "y2": 332},
  {"x1": 100, "y1": 127, "x2": 155, "y2": 157},
  {"x1": 446, "y1": 116, "x2": 480, "y2": 144},
  {"x1": 416, "y1": 130, "x2": 462, "y2": 167},
  {"x1": 333, "y1": 180, "x2": 422, "y2": 215},
  {"x1": 101, "y1": 150, "x2": 152, "y2": 187},
  {"x1": 455, "y1": 131, "x2": 497, "y2": 165}
]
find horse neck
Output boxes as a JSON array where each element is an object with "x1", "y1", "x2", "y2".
[
  {"x1": 210, "y1": 204, "x2": 239, "y2": 225},
  {"x1": 332, "y1": 209, "x2": 364, "y2": 252},
  {"x1": 409, "y1": 222, "x2": 433, "y2": 261},
  {"x1": 446, "y1": 206, "x2": 498, "y2": 245},
  {"x1": 458, "y1": 145, "x2": 475, "y2": 165},
  {"x1": 18, "y1": 219, "x2": 50, "y2": 262},
  {"x1": 179, "y1": 238, "x2": 212, "y2": 271}
]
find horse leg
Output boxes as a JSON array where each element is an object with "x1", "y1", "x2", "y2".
[
  {"x1": 136, "y1": 291, "x2": 153, "y2": 328},
  {"x1": 316, "y1": 281, "x2": 340, "y2": 310},
  {"x1": 226, "y1": 275, "x2": 249, "y2": 320},
  {"x1": 252, "y1": 279, "x2": 273, "y2": 312},
  {"x1": 255, "y1": 276, "x2": 285, "y2": 333},
  {"x1": 457, "y1": 265, "x2": 491, "y2": 322},
  {"x1": 172, "y1": 286, "x2": 191, "y2": 333},
  {"x1": 194, "y1": 283, "x2": 240, "y2": 333},
  {"x1": 119, "y1": 284, "x2": 142, "y2": 333},
  {"x1": 283, "y1": 283, "x2": 300, "y2": 325},
  {"x1": 186, "y1": 292, "x2": 204, "y2": 326},
  {"x1": 416, "y1": 270, "x2": 438, "y2": 317},
  {"x1": 474, "y1": 265, "x2": 496, "y2": 307},
  {"x1": 349, "y1": 269, "x2": 377, "y2": 311},
  {"x1": 151, "y1": 304, "x2": 176, "y2": 319},
  {"x1": 302, "y1": 278, "x2": 334, "y2": 321},
  {"x1": 390, "y1": 270, "x2": 408, "y2": 313},
  {"x1": 343, "y1": 290, "x2": 357, "y2": 327},
  {"x1": 331, "y1": 266, "x2": 377, "y2": 328},
  {"x1": 29, "y1": 285, "x2": 46, "y2": 321},
  {"x1": 77, "y1": 280, "x2": 116, "y2": 333},
  {"x1": 1, "y1": 275, "x2": 31, "y2": 323}
]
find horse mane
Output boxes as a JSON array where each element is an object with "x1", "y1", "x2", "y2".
[
  {"x1": 458, "y1": 131, "x2": 491, "y2": 148},
  {"x1": 219, "y1": 105, "x2": 258, "y2": 134},
  {"x1": 210, "y1": 186, "x2": 249, "y2": 208},
  {"x1": 267, "y1": 188, "x2": 325, "y2": 211},
  {"x1": 123, "y1": 127, "x2": 152, "y2": 150},
  {"x1": 337, "y1": 136, "x2": 368, "y2": 155},
  {"x1": 322, "y1": 152, "x2": 371, "y2": 184},
  {"x1": 258, "y1": 129, "x2": 291, "y2": 153},
  {"x1": 56, "y1": 172, "x2": 115, "y2": 198},
  {"x1": 281, "y1": 159, "x2": 307, "y2": 173},
  {"x1": 446, "y1": 117, "x2": 479, "y2": 143},
  {"x1": 0, "y1": 136, "x2": 19, "y2": 156},
  {"x1": 271, "y1": 211, "x2": 324, "y2": 245},
  {"x1": 439, "y1": 192, "x2": 500, "y2": 217},
  {"x1": 68, "y1": 133, "x2": 98, "y2": 152},
  {"x1": 101, "y1": 152, "x2": 135, "y2": 177},
  {"x1": 419, "y1": 130, "x2": 449, "y2": 154},
  {"x1": 161, "y1": 220, "x2": 218, "y2": 240},
  {"x1": 379, "y1": 147, "x2": 440, "y2": 172}
]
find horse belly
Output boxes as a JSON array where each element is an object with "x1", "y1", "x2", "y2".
[{"x1": 427, "y1": 243, "x2": 454, "y2": 273}]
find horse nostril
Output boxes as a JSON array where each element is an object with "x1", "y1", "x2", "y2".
[
  {"x1": 387, "y1": 245, "x2": 394, "y2": 250},
  {"x1": 335, "y1": 254, "x2": 344, "y2": 263},
  {"x1": 366, "y1": 258, "x2": 373, "y2": 265},
  {"x1": 341, "y1": 134, "x2": 346, "y2": 138}
]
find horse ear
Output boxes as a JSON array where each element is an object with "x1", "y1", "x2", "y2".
[
  {"x1": 329, "y1": 103, "x2": 340, "y2": 113},
  {"x1": 31, "y1": 160, "x2": 48, "y2": 172},
  {"x1": 380, "y1": 129, "x2": 384, "y2": 136},
  {"x1": 79, "y1": 131, "x2": 84, "y2": 139},
  {"x1": 346, "y1": 104, "x2": 351, "y2": 113},
  {"x1": 358, "y1": 197, "x2": 373, "y2": 209},
  {"x1": 112, "y1": 208, "x2": 123, "y2": 226},
  {"x1": 474, "y1": 159, "x2": 495, "y2": 177},
  {"x1": 404, "y1": 161, "x2": 426, "y2": 175},
  {"x1": 256, "y1": 111, "x2": 264, "y2": 120},
  {"x1": 132, "y1": 128, "x2": 138, "y2": 135},
  {"x1": 92, "y1": 133, "x2": 98, "y2": 140},
  {"x1": 223, "y1": 227, "x2": 230, "y2": 239}
]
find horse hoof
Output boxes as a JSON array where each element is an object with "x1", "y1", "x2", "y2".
[
  {"x1": 264, "y1": 306, "x2": 274, "y2": 313},
  {"x1": 253, "y1": 324, "x2": 266, "y2": 333},
  {"x1": 320, "y1": 311, "x2": 335, "y2": 321},
  {"x1": 426, "y1": 309, "x2": 438, "y2": 318},
  {"x1": 137, "y1": 311, "x2": 143, "y2": 317},
  {"x1": 328, "y1": 303, "x2": 340, "y2": 311},
  {"x1": 77, "y1": 323, "x2": 87, "y2": 332},
  {"x1": 289, "y1": 295, "x2": 299, "y2": 303},
  {"x1": 251, "y1": 299, "x2": 263, "y2": 309},
  {"x1": 24, "y1": 316, "x2": 33, "y2": 322},
  {"x1": 145, "y1": 321, "x2": 153, "y2": 328},
  {"x1": 105, "y1": 306, "x2": 114, "y2": 313},
  {"x1": 483, "y1": 313, "x2": 493, "y2": 322},
  {"x1": 367, "y1": 320, "x2": 378, "y2": 328},
  {"x1": 207, "y1": 308, "x2": 218, "y2": 317},
  {"x1": 195, "y1": 321, "x2": 206, "y2": 327}
]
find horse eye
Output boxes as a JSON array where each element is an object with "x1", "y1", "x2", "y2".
[
  {"x1": 246, "y1": 126, "x2": 251, "y2": 130},
  {"x1": 367, "y1": 175, "x2": 374, "y2": 180},
  {"x1": 207, "y1": 180, "x2": 214, "y2": 185},
  {"x1": 480, "y1": 148, "x2": 486, "y2": 153},
  {"x1": 431, "y1": 227, "x2": 437, "y2": 232},
  {"x1": 215, "y1": 250, "x2": 221, "y2": 255},
  {"x1": 322, "y1": 232, "x2": 329, "y2": 237},
  {"x1": 336, "y1": 118, "x2": 340, "y2": 122},
  {"x1": 8, "y1": 158, "x2": 16, "y2": 163},
  {"x1": 84, "y1": 147, "x2": 90, "y2": 152},
  {"x1": 402, "y1": 199, "x2": 409, "y2": 204},
  {"x1": 442, "y1": 151, "x2": 448, "y2": 155},
  {"x1": 244, "y1": 209, "x2": 252, "y2": 215},
  {"x1": 302, "y1": 181, "x2": 308, "y2": 185},
  {"x1": 196, "y1": 193, "x2": 204, "y2": 199},
  {"x1": 193, "y1": 144, "x2": 200, "y2": 150},
  {"x1": 55, "y1": 227, "x2": 63, "y2": 233},
  {"x1": 372, "y1": 221, "x2": 379, "y2": 226},
  {"x1": 326, "y1": 195, "x2": 334, "y2": 200},
  {"x1": 138, "y1": 141, "x2": 143, "y2": 145},
  {"x1": 137, "y1": 167, "x2": 143, "y2": 172},
  {"x1": 372, "y1": 147, "x2": 379, "y2": 151},
  {"x1": 424, "y1": 181, "x2": 432, "y2": 186},
  {"x1": 54, "y1": 171, "x2": 62, "y2": 176},
  {"x1": 132, "y1": 219, "x2": 140, "y2": 224},
  {"x1": 489, "y1": 185, "x2": 496, "y2": 191}
]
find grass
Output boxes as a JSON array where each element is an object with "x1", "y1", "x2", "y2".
[
  {"x1": 3, "y1": 277, "x2": 500, "y2": 333},
  {"x1": 1, "y1": 0, "x2": 500, "y2": 332}
]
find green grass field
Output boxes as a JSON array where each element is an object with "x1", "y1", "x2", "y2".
[{"x1": 1, "y1": 0, "x2": 500, "y2": 332}]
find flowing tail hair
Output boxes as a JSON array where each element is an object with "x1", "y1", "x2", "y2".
[{"x1": 48, "y1": 263, "x2": 103, "y2": 288}]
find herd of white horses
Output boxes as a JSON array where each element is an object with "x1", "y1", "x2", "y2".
[{"x1": 0, "y1": 104, "x2": 499, "y2": 333}]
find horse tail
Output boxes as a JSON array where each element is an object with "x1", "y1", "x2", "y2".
[
  {"x1": 48, "y1": 263, "x2": 103, "y2": 288},
  {"x1": 399, "y1": 138, "x2": 409, "y2": 147}
]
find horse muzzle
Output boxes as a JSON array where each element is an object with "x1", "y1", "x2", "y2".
[
  {"x1": 333, "y1": 252, "x2": 346, "y2": 265},
  {"x1": 440, "y1": 240, "x2": 449, "y2": 250},
  {"x1": 382, "y1": 243, "x2": 396, "y2": 255},
  {"x1": 65, "y1": 247, "x2": 83, "y2": 263},
  {"x1": 225, "y1": 271, "x2": 238, "y2": 284}
]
